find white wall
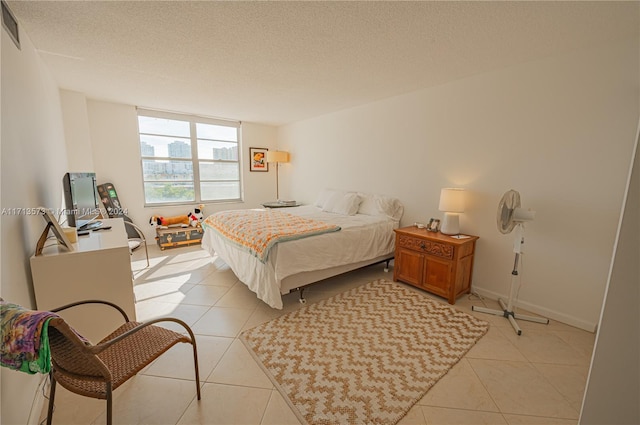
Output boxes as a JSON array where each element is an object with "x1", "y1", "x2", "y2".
[
  {"x1": 1, "y1": 26, "x2": 69, "y2": 425},
  {"x1": 278, "y1": 37, "x2": 639, "y2": 331},
  {"x1": 80, "y1": 100, "x2": 278, "y2": 242},
  {"x1": 60, "y1": 90, "x2": 94, "y2": 172},
  {"x1": 580, "y1": 122, "x2": 639, "y2": 424}
]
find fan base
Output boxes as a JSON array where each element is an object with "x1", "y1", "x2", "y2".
[{"x1": 472, "y1": 298, "x2": 549, "y2": 335}]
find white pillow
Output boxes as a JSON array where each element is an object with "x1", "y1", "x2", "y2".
[
  {"x1": 322, "y1": 192, "x2": 361, "y2": 215},
  {"x1": 357, "y1": 193, "x2": 379, "y2": 216},
  {"x1": 357, "y1": 192, "x2": 404, "y2": 221},
  {"x1": 376, "y1": 196, "x2": 404, "y2": 221},
  {"x1": 314, "y1": 189, "x2": 339, "y2": 208}
]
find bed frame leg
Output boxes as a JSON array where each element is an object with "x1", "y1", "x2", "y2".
[
  {"x1": 384, "y1": 259, "x2": 391, "y2": 273},
  {"x1": 297, "y1": 287, "x2": 307, "y2": 304}
]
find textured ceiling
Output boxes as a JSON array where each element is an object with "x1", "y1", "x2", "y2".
[{"x1": 7, "y1": 1, "x2": 639, "y2": 125}]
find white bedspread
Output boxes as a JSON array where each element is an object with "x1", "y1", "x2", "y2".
[{"x1": 201, "y1": 205, "x2": 398, "y2": 309}]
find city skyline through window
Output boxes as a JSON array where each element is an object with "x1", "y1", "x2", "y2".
[{"x1": 138, "y1": 110, "x2": 241, "y2": 205}]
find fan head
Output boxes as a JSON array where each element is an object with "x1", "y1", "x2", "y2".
[{"x1": 497, "y1": 190, "x2": 521, "y2": 234}]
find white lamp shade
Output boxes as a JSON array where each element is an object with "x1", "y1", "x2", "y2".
[
  {"x1": 438, "y1": 188, "x2": 465, "y2": 213},
  {"x1": 266, "y1": 151, "x2": 289, "y2": 163}
]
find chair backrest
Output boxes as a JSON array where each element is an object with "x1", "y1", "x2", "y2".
[{"x1": 47, "y1": 318, "x2": 111, "y2": 381}]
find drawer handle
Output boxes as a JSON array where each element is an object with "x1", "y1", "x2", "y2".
[{"x1": 420, "y1": 242, "x2": 426, "y2": 250}]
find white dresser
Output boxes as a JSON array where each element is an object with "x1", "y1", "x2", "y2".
[{"x1": 30, "y1": 218, "x2": 136, "y2": 342}]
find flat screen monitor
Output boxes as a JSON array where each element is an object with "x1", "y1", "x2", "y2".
[{"x1": 62, "y1": 172, "x2": 102, "y2": 229}]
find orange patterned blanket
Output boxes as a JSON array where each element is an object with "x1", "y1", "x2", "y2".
[{"x1": 203, "y1": 209, "x2": 341, "y2": 263}]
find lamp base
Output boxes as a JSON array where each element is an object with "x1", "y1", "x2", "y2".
[{"x1": 440, "y1": 213, "x2": 460, "y2": 235}]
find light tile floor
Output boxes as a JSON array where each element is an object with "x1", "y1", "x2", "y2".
[{"x1": 41, "y1": 244, "x2": 594, "y2": 425}]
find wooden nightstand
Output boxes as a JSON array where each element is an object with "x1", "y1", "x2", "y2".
[{"x1": 393, "y1": 227, "x2": 479, "y2": 304}]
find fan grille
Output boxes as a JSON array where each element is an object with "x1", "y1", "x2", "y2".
[{"x1": 497, "y1": 190, "x2": 521, "y2": 234}]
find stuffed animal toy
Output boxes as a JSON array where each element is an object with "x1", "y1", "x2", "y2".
[
  {"x1": 187, "y1": 204, "x2": 204, "y2": 227},
  {"x1": 149, "y1": 214, "x2": 190, "y2": 229}
]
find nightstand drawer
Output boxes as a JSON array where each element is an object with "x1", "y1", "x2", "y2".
[{"x1": 397, "y1": 234, "x2": 454, "y2": 260}]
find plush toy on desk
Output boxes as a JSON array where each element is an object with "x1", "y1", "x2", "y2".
[
  {"x1": 187, "y1": 204, "x2": 205, "y2": 227},
  {"x1": 149, "y1": 214, "x2": 190, "y2": 229}
]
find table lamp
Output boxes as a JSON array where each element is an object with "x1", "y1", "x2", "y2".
[
  {"x1": 266, "y1": 151, "x2": 290, "y2": 200},
  {"x1": 438, "y1": 188, "x2": 465, "y2": 235}
]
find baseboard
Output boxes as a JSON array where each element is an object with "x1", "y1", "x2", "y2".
[{"x1": 472, "y1": 287, "x2": 598, "y2": 332}]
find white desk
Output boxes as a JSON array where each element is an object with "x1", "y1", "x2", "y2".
[{"x1": 30, "y1": 218, "x2": 136, "y2": 342}]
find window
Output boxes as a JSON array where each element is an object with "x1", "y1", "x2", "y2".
[{"x1": 137, "y1": 109, "x2": 241, "y2": 205}]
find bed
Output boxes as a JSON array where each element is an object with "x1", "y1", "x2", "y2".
[{"x1": 201, "y1": 190, "x2": 404, "y2": 309}]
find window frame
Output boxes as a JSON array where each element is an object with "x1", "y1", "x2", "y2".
[{"x1": 137, "y1": 108, "x2": 243, "y2": 207}]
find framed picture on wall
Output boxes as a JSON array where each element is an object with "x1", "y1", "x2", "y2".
[{"x1": 249, "y1": 147, "x2": 269, "y2": 172}]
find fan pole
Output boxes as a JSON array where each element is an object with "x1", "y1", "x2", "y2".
[{"x1": 472, "y1": 223, "x2": 549, "y2": 335}]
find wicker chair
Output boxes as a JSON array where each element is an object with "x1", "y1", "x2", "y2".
[{"x1": 45, "y1": 300, "x2": 200, "y2": 425}]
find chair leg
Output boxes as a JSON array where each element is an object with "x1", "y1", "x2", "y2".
[
  {"x1": 46, "y1": 374, "x2": 57, "y2": 425},
  {"x1": 192, "y1": 341, "x2": 201, "y2": 400},
  {"x1": 180, "y1": 322, "x2": 201, "y2": 401},
  {"x1": 106, "y1": 382, "x2": 113, "y2": 425}
]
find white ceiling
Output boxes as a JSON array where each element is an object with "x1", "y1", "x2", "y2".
[{"x1": 7, "y1": 1, "x2": 638, "y2": 126}]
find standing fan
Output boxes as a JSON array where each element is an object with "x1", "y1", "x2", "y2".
[{"x1": 472, "y1": 190, "x2": 549, "y2": 335}]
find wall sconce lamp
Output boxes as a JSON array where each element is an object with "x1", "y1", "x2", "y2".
[
  {"x1": 438, "y1": 188, "x2": 465, "y2": 235},
  {"x1": 266, "y1": 150, "x2": 290, "y2": 200}
]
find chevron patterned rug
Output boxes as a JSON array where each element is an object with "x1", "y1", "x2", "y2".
[{"x1": 240, "y1": 279, "x2": 489, "y2": 425}]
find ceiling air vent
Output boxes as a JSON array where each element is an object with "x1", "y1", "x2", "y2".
[{"x1": 2, "y1": 0, "x2": 20, "y2": 50}]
